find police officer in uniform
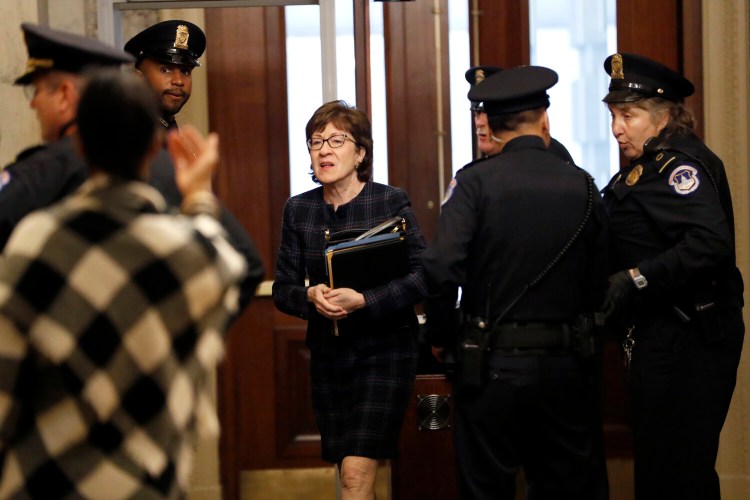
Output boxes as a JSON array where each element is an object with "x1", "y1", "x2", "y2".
[
  {"x1": 423, "y1": 66, "x2": 609, "y2": 500},
  {"x1": 125, "y1": 20, "x2": 205, "y2": 131},
  {"x1": 465, "y1": 65, "x2": 574, "y2": 163},
  {"x1": 442, "y1": 66, "x2": 578, "y2": 205},
  {"x1": 124, "y1": 20, "x2": 205, "y2": 204},
  {"x1": 124, "y1": 20, "x2": 263, "y2": 311},
  {"x1": 600, "y1": 53, "x2": 744, "y2": 500},
  {"x1": 0, "y1": 23, "x2": 133, "y2": 250}
]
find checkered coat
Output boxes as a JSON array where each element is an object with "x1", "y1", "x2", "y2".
[{"x1": 0, "y1": 175, "x2": 246, "y2": 499}]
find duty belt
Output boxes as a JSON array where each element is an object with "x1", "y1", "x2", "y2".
[{"x1": 490, "y1": 322, "x2": 573, "y2": 351}]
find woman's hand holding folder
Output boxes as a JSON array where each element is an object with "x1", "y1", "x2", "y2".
[
  {"x1": 307, "y1": 283, "x2": 351, "y2": 320},
  {"x1": 324, "y1": 287, "x2": 365, "y2": 314}
]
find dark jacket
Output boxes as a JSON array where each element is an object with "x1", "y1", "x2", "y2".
[
  {"x1": 0, "y1": 137, "x2": 87, "y2": 249},
  {"x1": 603, "y1": 131, "x2": 743, "y2": 312},
  {"x1": 423, "y1": 135, "x2": 608, "y2": 347},
  {"x1": 273, "y1": 182, "x2": 427, "y2": 344}
]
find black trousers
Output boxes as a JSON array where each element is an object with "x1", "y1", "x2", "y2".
[
  {"x1": 452, "y1": 354, "x2": 609, "y2": 500},
  {"x1": 629, "y1": 301, "x2": 744, "y2": 500}
]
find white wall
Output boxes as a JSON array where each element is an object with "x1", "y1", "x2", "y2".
[{"x1": 0, "y1": 1, "x2": 40, "y2": 167}]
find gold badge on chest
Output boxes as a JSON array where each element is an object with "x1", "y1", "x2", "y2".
[{"x1": 625, "y1": 164, "x2": 643, "y2": 186}]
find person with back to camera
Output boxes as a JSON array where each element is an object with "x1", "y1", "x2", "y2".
[
  {"x1": 599, "y1": 52, "x2": 744, "y2": 500},
  {"x1": 272, "y1": 100, "x2": 427, "y2": 499},
  {"x1": 0, "y1": 69, "x2": 247, "y2": 498},
  {"x1": 440, "y1": 65, "x2": 578, "y2": 206},
  {"x1": 423, "y1": 65, "x2": 609, "y2": 500}
]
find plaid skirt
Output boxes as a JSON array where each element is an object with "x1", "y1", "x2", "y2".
[{"x1": 309, "y1": 323, "x2": 419, "y2": 463}]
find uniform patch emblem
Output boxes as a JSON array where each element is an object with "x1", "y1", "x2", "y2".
[
  {"x1": 668, "y1": 165, "x2": 700, "y2": 195},
  {"x1": 0, "y1": 170, "x2": 11, "y2": 193},
  {"x1": 625, "y1": 164, "x2": 642, "y2": 186},
  {"x1": 441, "y1": 178, "x2": 457, "y2": 206}
]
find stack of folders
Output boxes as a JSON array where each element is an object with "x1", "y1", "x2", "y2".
[{"x1": 324, "y1": 216, "x2": 410, "y2": 335}]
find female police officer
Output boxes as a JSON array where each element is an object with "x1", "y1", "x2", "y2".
[{"x1": 600, "y1": 53, "x2": 744, "y2": 500}]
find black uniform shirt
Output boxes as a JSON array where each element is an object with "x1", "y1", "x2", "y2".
[
  {"x1": 0, "y1": 137, "x2": 87, "y2": 250},
  {"x1": 423, "y1": 135, "x2": 607, "y2": 347},
  {"x1": 602, "y1": 132, "x2": 741, "y2": 300}
]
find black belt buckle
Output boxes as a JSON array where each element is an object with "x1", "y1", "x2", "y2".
[{"x1": 488, "y1": 321, "x2": 587, "y2": 356}]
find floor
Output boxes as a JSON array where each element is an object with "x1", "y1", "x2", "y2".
[{"x1": 240, "y1": 458, "x2": 634, "y2": 499}]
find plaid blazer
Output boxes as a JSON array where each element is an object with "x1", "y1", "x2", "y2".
[
  {"x1": 0, "y1": 175, "x2": 246, "y2": 499},
  {"x1": 273, "y1": 182, "x2": 427, "y2": 342}
]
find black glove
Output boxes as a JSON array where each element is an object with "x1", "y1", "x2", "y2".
[{"x1": 601, "y1": 270, "x2": 637, "y2": 321}]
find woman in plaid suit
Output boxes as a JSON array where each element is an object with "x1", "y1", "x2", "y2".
[{"x1": 273, "y1": 101, "x2": 427, "y2": 499}]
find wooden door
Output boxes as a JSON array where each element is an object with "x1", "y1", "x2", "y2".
[
  {"x1": 205, "y1": 7, "x2": 327, "y2": 500},
  {"x1": 205, "y1": 1, "x2": 704, "y2": 498}
]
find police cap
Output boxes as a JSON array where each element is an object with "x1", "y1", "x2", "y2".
[
  {"x1": 465, "y1": 66, "x2": 502, "y2": 112},
  {"x1": 14, "y1": 23, "x2": 134, "y2": 85},
  {"x1": 467, "y1": 65, "x2": 557, "y2": 116},
  {"x1": 124, "y1": 20, "x2": 205, "y2": 68},
  {"x1": 602, "y1": 52, "x2": 694, "y2": 103}
]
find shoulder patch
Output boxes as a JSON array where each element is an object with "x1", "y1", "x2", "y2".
[
  {"x1": 0, "y1": 170, "x2": 11, "y2": 193},
  {"x1": 668, "y1": 164, "x2": 700, "y2": 195},
  {"x1": 441, "y1": 178, "x2": 458, "y2": 206}
]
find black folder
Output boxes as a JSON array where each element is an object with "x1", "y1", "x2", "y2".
[
  {"x1": 325, "y1": 232, "x2": 409, "y2": 290},
  {"x1": 324, "y1": 217, "x2": 410, "y2": 335}
]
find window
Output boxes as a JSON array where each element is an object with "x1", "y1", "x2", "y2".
[
  {"x1": 529, "y1": 0, "x2": 618, "y2": 188},
  {"x1": 448, "y1": 0, "x2": 471, "y2": 176},
  {"x1": 285, "y1": 1, "x2": 389, "y2": 197}
]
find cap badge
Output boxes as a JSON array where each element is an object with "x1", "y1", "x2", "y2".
[
  {"x1": 611, "y1": 53, "x2": 624, "y2": 79},
  {"x1": 174, "y1": 25, "x2": 190, "y2": 50},
  {"x1": 625, "y1": 164, "x2": 642, "y2": 186},
  {"x1": 475, "y1": 69, "x2": 485, "y2": 84},
  {"x1": 25, "y1": 57, "x2": 54, "y2": 73}
]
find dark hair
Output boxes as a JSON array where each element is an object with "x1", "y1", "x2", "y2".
[
  {"x1": 657, "y1": 99, "x2": 695, "y2": 137},
  {"x1": 305, "y1": 100, "x2": 373, "y2": 184},
  {"x1": 77, "y1": 68, "x2": 160, "y2": 179},
  {"x1": 488, "y1": 107, "x2": 546, "y2": 133}
]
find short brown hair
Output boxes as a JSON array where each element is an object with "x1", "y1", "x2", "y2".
[{"x1": 305, "y1": 100, "x2": 373, "y2": 184}]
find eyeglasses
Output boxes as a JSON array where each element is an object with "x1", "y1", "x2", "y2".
[
  {"x1": 23, "y1": 84, "x2": 39, "y2": 101},
  {"x1": 307, "y1": 134, "x2": 356, "y2": 151}
]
